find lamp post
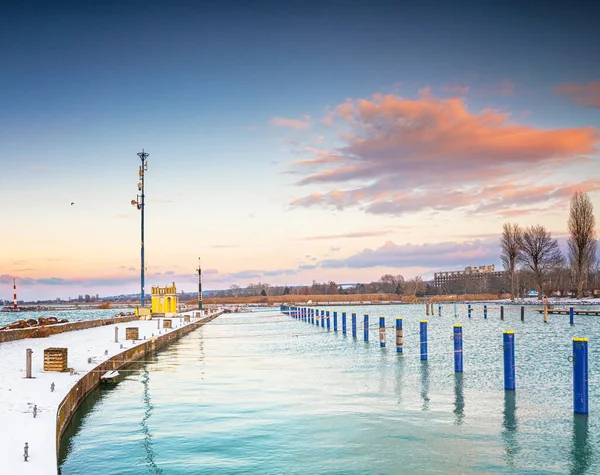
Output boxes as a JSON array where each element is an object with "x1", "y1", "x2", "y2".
[
  {"x1": 131, "y1": 150, "x2": 149, "y2": 306},
  {"x1": 197, "y1": 257, "x2": 203, "y2": 310}
]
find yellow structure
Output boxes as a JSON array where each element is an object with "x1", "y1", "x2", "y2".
[{"x1": 151, "y1": 282, "x2": 178, "y2": 316}]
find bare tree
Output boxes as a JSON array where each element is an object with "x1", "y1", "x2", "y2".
[
  {"x1": 520, "y1": 225, "x2": 563, "y2": 298},
  {"x1": 500, "y1": 223, "x2": 523, "y2": 300},
  {"x1": 568, "y1": 191, "x2": 598, "y2": 299}
]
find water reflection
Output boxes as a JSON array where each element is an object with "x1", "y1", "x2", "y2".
[
  {"x1": 394, "y1": 357, "x2": 404, "y2": 406},
  {"x1": 420, "y1": 361, "x2": 430, "y2": 411},
  {"x1": 453, "y1": 373, "x2": 464, "y2": 426},
  {"x1": 501, "y1": 391, "x2": 519, "y2": 467},
  {"x1": 141, "y1": 365, "x2": 162, "y2": 474},
  {"x1": 570, "y1": 415, "x2": 592, "y2": 475}
]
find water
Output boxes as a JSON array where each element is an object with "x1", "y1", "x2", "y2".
[
  {"x1": 0, "y1": 308, "x2": 131, "y2": 327},
  {"x1": 60, "y1": 304, "x2": 600, "y2": 474}
]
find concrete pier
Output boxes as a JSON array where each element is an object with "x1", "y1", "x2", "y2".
[{"x1": 0, "y1": 311, "x2": 221, "y2": 475}]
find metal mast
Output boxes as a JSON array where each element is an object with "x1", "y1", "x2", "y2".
[
  {"x1": 197, "y1": 257, "x2": 203, "y2": 310},
  {"x1": 132, "y1": 150, "x2": 149, "y2": 306}
]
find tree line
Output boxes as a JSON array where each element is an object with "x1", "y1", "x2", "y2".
[
  {"x1": 500, "y1": 191, "x2": 598, "y2": 300},
  {"x1": 210, "y1": 274, "x2": 429, "y2": 299}
]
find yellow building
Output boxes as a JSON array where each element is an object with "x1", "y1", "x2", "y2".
[{"x1": 151, "y1": 282, "x2": 178, "y2": 316}]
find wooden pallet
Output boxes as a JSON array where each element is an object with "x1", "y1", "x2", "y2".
[
  {"x1": 163, "y1": 319, "x2": 172, "y2": 328},
  {"x1": 44, "y1": 347, "x2": 68, "y2": 372},
  {"x1": 125, "y1": 327, "x2": 139, "y2": 340}
]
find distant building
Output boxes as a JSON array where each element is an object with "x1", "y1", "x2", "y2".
[{"x1": 434, "y1": 265, "x2": 506, "y2": 292}]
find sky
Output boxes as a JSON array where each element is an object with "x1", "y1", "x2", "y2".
[{"x1": 1, "y1": 0, "x2": 600, "y2": 300}]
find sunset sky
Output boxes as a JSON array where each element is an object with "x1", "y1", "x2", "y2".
[{"x1": 1, "y1": 0, "x2": 599, "y2": 300}]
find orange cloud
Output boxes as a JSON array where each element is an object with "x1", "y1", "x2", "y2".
[
  {"x1": 270, "y1": 115, "x2": 311, "y2": 130},
  {"x1": 556, "y1": 81, "x2": 600, "y2": 108},
  {"x1": 289, "y1": 90, "x2": 599, "y2": 216}
]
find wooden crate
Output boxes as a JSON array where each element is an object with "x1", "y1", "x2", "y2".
[
  {"x1": 184, "y1": 316, "x2": 191, "y2": 322},
  {"x1": 125, "y1": 327, "x2": 139, "y2": 340},
  {"x1": 163, "y1": 319, "x2": 172, "y2": 329},
  {"x1": 44, "y1": 347, "x2": 68, "y2": 372}
]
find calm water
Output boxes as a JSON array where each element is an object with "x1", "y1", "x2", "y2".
[
  {"x1": 60, "y1": 304, "x2": 600, "y2": 474},
  {"x1": 0, "y1": 308, "x2": 130, "y2": 327}
]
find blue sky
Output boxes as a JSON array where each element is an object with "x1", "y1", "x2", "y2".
[{"x1": 1, "y1": 0, "x2": 599, "y2": 300}]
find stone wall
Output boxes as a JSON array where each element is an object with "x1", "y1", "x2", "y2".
[{"x1": 0, "y1": 314, "x2": 139, "y2": 344}]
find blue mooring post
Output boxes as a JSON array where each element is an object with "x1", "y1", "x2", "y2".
[
  {"x1": 521, "y1": 306, "x2": 525, "y2": 322},
  {"x1": 454, "y1": 324, "x2": 463, "y2": 372},
  {"x1": 570, "y1": 307, "x2": 575, "y2": 326},
  {"x1": 310, "y1": 309, "x2": 314, "y2": 324},
  {"x1": 500, "y1": 305, "x2": 504, "y2": 320},
  {"x1": 438, "y1": 304, "x2": 442, "y2": 316},
  {"x1": 503, "y1": 331, "x2": 516, "y2": 390},
  {"x1": 363, "y1": 314, "x2": 369, "y2": 341},
  {"x1": 468, "y1": 304, "x2": 472, "y2": 318},
  {"x1": 395, "y1": 318, "x2": 403, "y2": 353},
  {"x1": 484, "y1": 305, "x2": 487, "y2": 319},
  {"x1": 333, "y1": 311, "x2": 338, "y2": 332},
  {"x1": 321, "y1": 310, "x2": 325, "y2": 328},
  {"x1": 420, "y1": 320, "x2": 428, "y2": 360},
  {"x1": 326, "y1": 311, "x2": 331, "y2": 330},
  {"x1": 573, "y1": 338, "x2": 589, "y2": 414},
  {"x1": 342, "y1": 312, "x2": 347, "y2": 334},
  {"x1": 352, "y1": 313, "x2": 357, "y2": 338},
  {"x1": 379, "y1": 316, "x2": 385, "y2": 347}
]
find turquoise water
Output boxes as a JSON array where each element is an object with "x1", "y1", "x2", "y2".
[
  {"x1": 0, "y1": 308, "x2": 130, "y2": 327},
  {"x1": 60, "y1": 304, "x2": 600, "y2": 474}
]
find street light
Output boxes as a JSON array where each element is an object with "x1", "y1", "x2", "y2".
[{"x1": 132, "y1": 150, "x2": 149, "y2": 306}]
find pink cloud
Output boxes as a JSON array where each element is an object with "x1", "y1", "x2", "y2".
[
  {"x1": 443, "y1": 85, "x2": 470, "y2": 96},
  {"x1": 556, "y1": 81, "x2": 600, "y2": 108},
  {"x1": 269, "y1": 115, "x2": 311, "y2": 130},
  {"x1": 482, "y1": 79, "x2": 516, "y2": 96},
  {"x1": 289, "y1": 90, "x2": 599, "y2": 217}
]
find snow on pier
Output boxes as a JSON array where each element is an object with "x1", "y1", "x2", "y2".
[{"x1": 0, "y1": 313, "x2": 208, "y2": 475}]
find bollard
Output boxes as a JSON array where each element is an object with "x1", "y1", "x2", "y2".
[
  {"x1": 24, "y1": 442, "x2": 28, "y2": 462},
  {"x1": 503, "y1": 331, "x2": 516, "y2": 390},
  {"x1": 157, "y1": 318, "x2": 161, "y2": 329},
  {"x1": 333, "y1": 311, "x2": 338, "y2": 332},
  {"x1": 573, "y1": 338, "x2": 588, "y2": 414},
  {"x1": 396, "y1": 318, "x2": 403, "y2": 353},
  {"x1": 500, "y1": 305, "x2": 504, "y2": 320},
  {"x1": 468, "y1": 304, "x2": 472, "y2": 318},
  {"x1": 352, "y1": 313, "x2": 357, "y2": 338},
  {"x1": 484, "y1": 305, "x2": 487, "y2": 319},
  {"x1": 426, "y1": 303, "x2": 430, "y2": 316},
  {"x1": 363, "y1": 314, "x2": 369, "y2": 341},
  {"x1": 26, "y1": 348, "x2": 33, "y2": 379},
  {"x1": 115, "y1": 327, "x2": 119, "y2": 343},
  {"x1": 570, "y1": 307, "x2": 575, "y2": 326},
  {"x1": 454, "y1": 324, "x2": 463, "y2": 372},
  {"x1": 438, "y1": 304, "x2": 441, "y2": 316},
  {"x1": 342, "y1": 312, "x2": 347, "y2": 334},
  {"x1": 326, "y1": 311, "x2": 331, "y2": 330},
  {"x1": 420, "y1": 320, "x2": 428, "y2": 360},
  {"x1": 379, "y1": 316, "x2": 385, "y2": 347},
  {"x1": 520, "y1": 306, "x2": 525, "y2": 322},
  {"x1": 544, "y1": 305, "x2": 548, "y2": 323}
]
